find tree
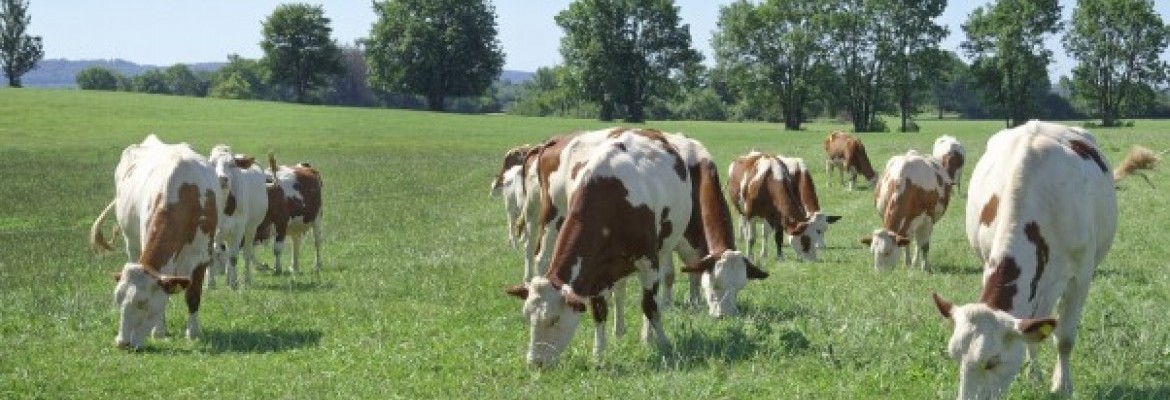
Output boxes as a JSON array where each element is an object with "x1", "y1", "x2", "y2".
[
  {"x1": 1063, "y1": 0, "x2": 1170, "y2": 126},
  {"x1": 76, "y1": 67, "x2": 121, "y2": 91},
  {"x1": 713, "y1": 0, "x2": 828, "y2": 130},
  {"x1": 824, "y1": 0, "x2": 889, "y2": 132},
  {"x1": 260, "y1": 3, "x2": 343, "y2": 103},
  {"x1": 0, "y1": 0, "x2": 43, "y2": 87},
  {"x1": 365, "y1": 0, "x2": 504, "y2": 112},
  {"x1": 962, "y1": 0, "x2": 1063, "y2": 127},
  {"x1": 880, "y1": 0, "x2": 947, "y2": 131},
  {"x1": 164, "y1": 64, "x2": 207, "y2": 96},
  {"x1": 556, "y1": 0, "x2": 702, "y2": 122},
  {"x1": 211, "y1": 54, "x2": 271, "y2": 100},
  {"x1": 132, "y1": 69, "x2": 170, "y2": 94},
  {"x1": 323, "y1": 44, "x2": 377, "y2": 107}
]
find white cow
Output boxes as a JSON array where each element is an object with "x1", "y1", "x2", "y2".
[
  {"x1": 862, "y1": 150, "x2": 952, "y2": 271},
  {"x1": 207, "y1": 145, "x2": 269, "y2": 288},
  {"x1": 932, "y1": 135, "x2": 966, "y2": 190},
  {"x1": 932, "y1": 120, "x2": 1117, "y2": 399},
  {"x1": 89, "y1": 134, "x2": 221, "y2": 349}
]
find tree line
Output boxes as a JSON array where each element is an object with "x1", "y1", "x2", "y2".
[{"x1": 4, "y1": 0, "x2": 1170, "y2": 129}]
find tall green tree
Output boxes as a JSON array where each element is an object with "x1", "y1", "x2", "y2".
[
  {"x1": 881, "y1": 0, "x2": 947, "y2": 131},
  {"x1": 962, "y1": 0, "x2": 1063, "y2": 127},
  {"x1": 0, "y1": 0, "x2": 43, "y2": 87},
  {"x1": 211, "y1": 55, "x2": 271, "y2": 100},
  {"x1": 1063, "y1": 0, "x2": 1170, "y2": 126},
  {"x1": 556, "y1": 0, "x2": 701, "y2": 122},
  {"x1": 825, "y1": 0, "x2": 889, "y2": 132},
  {"x1": 260, "y1": 3, "x2": 343, "y2": 103},
  {"x1": 365, "y1": 0, "x2": 504, "y2": 112},
  {"x1": 713, "y1": 0, "x2": 827, "y2": 130},
  {"x1": 75, "y1": 67, "x2": 121, "y2": 91}
]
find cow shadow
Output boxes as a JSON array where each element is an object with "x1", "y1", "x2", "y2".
[
  {"x1": 1092, "y1": 385, "x2": 1170, "y2": 399},
  {"x1": 200, "y1": 327, "x2": 323, "y2": 354}
]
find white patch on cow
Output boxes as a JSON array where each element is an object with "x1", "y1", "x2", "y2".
[
  {"x1": 206, "y1": 145, "x2": 268, "y2": 289},
  {"x1": 521, "y1": 277, "x2": 582, "y2": 368},
  {"x1": 700, "y1": 250, "x2": 751, "y2": 317}
]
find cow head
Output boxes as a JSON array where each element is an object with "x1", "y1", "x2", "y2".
[
  {"x1": 505, "y1": 277, "x2": 585, "y2": 368},
  {"x1": 932, "y1": 293, "x2": 1057, "y2": 400},
  {"x1": 861, "y1": 229, "x2": 910, "y2": 270},
  {"x1": 682, "y1": 250, "x2": 768, "y2": 317},
  {"x1": 112, "y1": 263, "x2": 190, "y2": 349},
  {"x1": 208, "y1": 145, "x2": 234, "y2": 190},
  {"x1": 784, "y1": 222, "x2": 818, "y2": 262},
  {"x1": 807, "y1": 212, "x2": 842, "y2": 249}
]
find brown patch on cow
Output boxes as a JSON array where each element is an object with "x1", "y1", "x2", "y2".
[
  {"x1": 606, "y1": 127, "x2": 630, "y2": 138},
  {"x1": 879, "y1": 176, "x2": 945, "y2": 235},
  {"x1": 547, "y1": 176, "x2": 655, "y2": 299},
  {"x1": 224, "y1": 193, "x2": 238, "y2": 216},
  {"x1": 980, "y1": 256, "x2": 1021, "y2": 311},
  {"x1": 684, "y1": 159, "x2": 737, "y2": 256},
  {"x1": 289, "y1": 166, "x2": 323, "y2": 224},
  {"x1": 254, "y1": 184, "x2": 288, "y2": 244},
  {"x1": 980, "y1": 195, "x2": 999, "y2": 226},
  {"x1": 737, "y1": 155, "x2": 809, "y2": 234},
  {"x1": 1024, "y1": 222, "x2": 1049, "y2": 302},
  {"x1": 201, "y1": 190, "x2": 218, "y2": 237},
  {"x1": 941, "y1": 152, "x2": 964, "y2": 182},
  {"x1": 233, "y1": 156, "x2": 255, "y2": 169},
  {"x1": 492, "y1": 144, "x2": 533, "y2": 188},
  {"x1": 1068, "y1": 140, "x2": 1108, "y2": 173},
  {"x1": 589, "y1": 297, "x2": 608, "y2": 323},
  {"x1": 658, "y1": 207, "x2": 674, "y2": 252},
  {"x1": 791, "y1": 164, "x2": 822, "y2": 212},
  {"x1": 570, "y1": 161, "x2": 587, "y2": 180},
  {"x1": 139, "y1": 183, "x2": 215, "y2": 272}
]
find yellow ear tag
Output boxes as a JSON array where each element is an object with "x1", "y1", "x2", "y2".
[{"x1": 1038, "y1": 324, "x2": 1053, "y2": 336}]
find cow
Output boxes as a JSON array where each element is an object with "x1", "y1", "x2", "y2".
[
  {"x1": 779, "y1": 156, "x2": 841, "y2": 249},
  {"x1": 727, "y1": 151, "x2": 818, "y2": 263},
  {"x1": 932, "y1": 135, "x2": 966, "y2": 190},
  {"x1": 505, "y1": 128, "x2": 691, "y2": 368},
  {"x1": 661, "y1": 134, "x2": 769, "y2": 317},
  {"x1": 862, "y1": 150, "x2": 952, "y2": 271},
  {"x1": 489, "y1": 144, "x2": 534, "y2": 249},
  {"x1": 824, "y1": 131, "x2": 877, "y2": 190},
  {"x1": 256, "y1": 153, "x2": 324, "y2": 276},
  {"x1": 206, "y1": 145, "x2": 268, "y2": 289},
  {"x1": 89, "y1": 134, "x2": 220, "y2": 349},
  {"x1": 932, "y1": 120, "x2": 1117, "y2": 399}
]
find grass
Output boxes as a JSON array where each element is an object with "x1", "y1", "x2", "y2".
[{"x1": 1, "y1": 88, "x2": 1168, "y2": 399}]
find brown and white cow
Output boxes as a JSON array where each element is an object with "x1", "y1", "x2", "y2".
[
  {"x1": 207, "y1": 145, "x2": 269, "y2": 288},
  {"x1": 727, "y1": 151, "x2": 818, "y2": 263},
  {"x1": 824, "y1": 131, "x2": 877, "y2": 190},
  {"x1": 504, "y1": 128, "x2": 691, "y2": 368},
  {"x1": 662, "y1": 134, "x2": 768, "y2": 317},
  {"x1": 489, "y1": 144, "x2": 534, "y2": 248},
  {"x1": 254, "y1": 153, "x2": 323, "y2": 276},
  {"x1": 862, "y1": 150, "x2": 951, "y2": 271},
  {"x1": 932, "y1": 121, "x2": 1117, "y2": 399},
  {"x1": 89, "y1": 134, "x2": 220, "y2": 349},
  {"x1": 932, "y1": 135, "x2": 966, "y2": 190}
]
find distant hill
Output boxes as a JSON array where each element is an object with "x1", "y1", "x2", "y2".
[{"x1": 23, "y1": 58, "x2": 535, "y2": 88}]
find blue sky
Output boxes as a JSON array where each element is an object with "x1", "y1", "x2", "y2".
[{"x1": 29, "y1": 0, "x2": 1170, "y2": 78}]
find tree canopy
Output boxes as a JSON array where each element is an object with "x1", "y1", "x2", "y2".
[
  {"x1": 365, "y1": 0, "x2": 505, "y2": 111},
  {"x1": 0, "y1": 0, "x2": 43, "y2": 88},
  {"x1": 260, "y1": 3, "x2": 343, "y2": 103}
]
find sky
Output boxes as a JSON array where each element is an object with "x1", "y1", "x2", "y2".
[{"x1": 28, "y1": 0, "x2": 1170, "y2": 79}]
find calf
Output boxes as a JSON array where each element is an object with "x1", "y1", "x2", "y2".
[
  {"x1": 489, "y1": 144, "x2": 534, "y2": 248},
  {"x1": 862, "y1": 150, "x2": 951, "y2": 271},
  {"x1": 932, "y1": 135, "x2": 966, "y2": 189},
  {"x1": 207, "y1": 145, "x2": 268, "y2": 288},
  {"x1": 824, "y1": 131, "x2": 877, "y2": 190},
  {"x1": 505, "y1": 128, "x2": 691, "y2": 368},
  {"x1": 89, "y1": 134, "x2": 220, "y2": 349},
  {"x1": 727, "y1": 151, "x2": 818, "y2": 262},
  {"x1": 932, "y1": 120, "x2": 1117, "y2": 399},
  {"x1": 259, "y1": 153, "x2": 324, "y2": 276}
]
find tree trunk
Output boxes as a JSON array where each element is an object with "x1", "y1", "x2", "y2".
[
  {"x1": 626, "y1": 100, "x2": 644, "y2": 123},
  {"x1": 7, "y1": 75, "x2": 21, "y2": 88},
  {"x1": 599, "y1": 101, "x2": 614, "y2": 122}
]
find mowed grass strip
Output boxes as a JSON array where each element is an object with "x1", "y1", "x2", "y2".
[{"x1": 1, "y1": 89, "x2": 1167, "y2": 399}]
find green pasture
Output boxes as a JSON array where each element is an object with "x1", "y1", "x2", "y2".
[{"x1": 1, "y1": 89, "x2": 1167, "y2": 399}]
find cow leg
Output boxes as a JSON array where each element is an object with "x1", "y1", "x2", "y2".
[
  {"x1": 611, "y1": 277, "x2": 626, "y2": 337},
  {"x1": 590, "y1": 296, "x2": 608, "y2": 362},
  {"x1": 847, "y1": 167, "x2": 857, "y2": 191},
  {"x1": 290, "y1": 233, "x2": 304, "y2": 274},
  {"x1": 311, "y1": 220, "x2": 323, "y2": 277},
  {"x1": 241, "y1": 232, "x2": 258, "y2": 286},
  {"x1": 743, "y1": 219, "x2": 759, "y2": 261},
  {"x1": 917, "y1": 241, "x2": 930, "y2": 272},
  {"x1": 637, "y1": 256, "x2": 670, "y2": 351},
  {"x1": 825, "y1": 159, "x2": 833, "y2": 188},
  {"x1": 1050, "y1": 272, "x2": 1092, "y2": 395},
  {"x1": 185, "y1": 263, "x2": 208, "y2": 340},
  {"x1": 272, "y1": 237, "x2": 286, "y2": 274},
  {"x1": 659, "y1": 256, "x2": 676, "y2": 311},
  {"x1": 772, "y1": 226, "x2": 786, "y2": 261},
  {"x1": 226, "y1": 242, "x2": 240, "y2": 289}
]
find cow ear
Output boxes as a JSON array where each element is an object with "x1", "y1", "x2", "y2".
[
  {"x1": 860, "y1": 236, "x2": 873, "y2": 246},
  {"x1": 157, "y1": 276, "x2": 191, "y2": 294},
  {"x1": 931, "y1": 292, "x2": 953, "y2": 319},
  {"x1": 745, "y1": 259, "x2": 769, "y2": 280},
  {"x1": 827, "y1": 215, "x2": 843, "y2": 224},
  {"x1": 681, "y1": 253, "x2": 719, "y2": 274},
  {"x1": 895, "y1": 235, "x2": 912, "y2": 246},
  {"x1": 1014, "y1": 318, "x2": 1057, "y2": 342},
  {"x1": 785, "y1": 222, "x2": 809, "y2": 236},
  {"x1": 504, "y1": 285, "x2": 529, "y2": 300}
]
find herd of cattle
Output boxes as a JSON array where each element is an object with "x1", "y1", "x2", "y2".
[
  {"x1": 88, "y1": 134, "x2": 324, "y2": 349},
  {"x1": 490, "y1": 120, "x2": 1118, "y2": 399}
]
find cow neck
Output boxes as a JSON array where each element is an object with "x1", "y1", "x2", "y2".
[{"x1": 694, "y1": 159, "x2": 736, "y2": 254}]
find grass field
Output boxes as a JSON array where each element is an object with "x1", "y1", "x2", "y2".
[{"x1": 1, "y1": 89, "x2": 1167, "y2": 399}]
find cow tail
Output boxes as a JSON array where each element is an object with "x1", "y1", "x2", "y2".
[
  {"x1": 267, "y1": 151, "x2": 279, "y2": 180},
  {"x1": 90, "y1": 199, "x2": 117, "y2": 254}
]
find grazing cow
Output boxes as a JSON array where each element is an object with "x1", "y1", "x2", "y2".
[
  {"x1": 778, "y1": 156, "x2": 842, "y2": 249},
  {"x1": 505, "y1": 128, "x2": 690, "y2": 368},
  {"x1": 727, "y1": 151, "x2": 818, "y2": 263},
  {"x1": 259, "y1": 153, "x2": 324, "y2": 276},
  {"x1": 89, "y1": 134, "x2": 220, "y2": 349},
  {"x1": 862, "y1": 150, "x2": 951, "y2": 271},
  {"x1": 489, "y1": 144, "x2": 534, "y2": 248},
  {"x1": 206, "y1": 146, "x2": 268, "y2": 288},
  {"x1": 933, "y1": 135, "x2": 966, "y2": 189},
  {"x1": 824, "y1": 131, "x2": 877, "y2": 190},
  {"x1": 932, "y1": 120, "x2": 1117, "y2": 398},
  {"x1": 662, "y1": 134, "x2": 769, "y2": 317}
]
